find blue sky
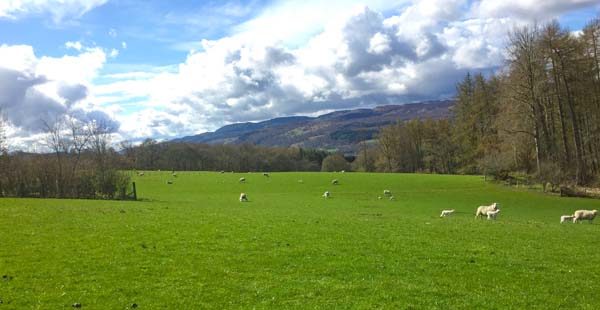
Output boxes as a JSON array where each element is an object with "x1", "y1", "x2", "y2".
[{"x1": 0, "y1": 0, "x2": 599, "y2": 150}]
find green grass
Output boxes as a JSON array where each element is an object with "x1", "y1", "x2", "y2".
[{"x1": 1, "y1": 172, "x2": 600, "y2": 309}]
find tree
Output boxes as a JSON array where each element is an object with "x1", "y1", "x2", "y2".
[{"x1": 321, "y1": 154, "x2": 350, "y2": 172}]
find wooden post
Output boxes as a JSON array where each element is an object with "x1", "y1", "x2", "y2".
[{"x1": 132, "y1": 182, "x2": 137, "y2": 201}]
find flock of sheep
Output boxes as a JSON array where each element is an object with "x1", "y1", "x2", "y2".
[
  {"x1": 440, "y1": 202, "x2": 597, "y2": 224},
  {"x1": 142, "y1": 171, "x2": 598, "y2": 224}
]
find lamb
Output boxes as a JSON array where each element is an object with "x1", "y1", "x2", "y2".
[
  {"x1": 323, "y1": 191, "x2": 330, "y2": 198},
  {"x1": 475, "y1": 203, "x2": 499, "y2": 219},
  {"x1": 573, "y1": 209, "x2": 598, "y2": 224},
  {"x1": 560, "y1": 215, "x2": 575, "y2": 223},
  {"x1": 239, "y1": 193, "x2": 248, "y2": 202},
  {"x1": 239, "y1": 177, "x2": 246, "y2": 183},
  {"x1": 486, "y1": 209, "x2": 500, "y2": 220},
  {"x1": 440, "y1": 209, "x2": 455, "y2": 217},
  {"x1": 383, "y1": 189, "x2": 392, "y2": 196},
  {"x1": 331, "y1": 179, "x2": 339, "y2": 185}
]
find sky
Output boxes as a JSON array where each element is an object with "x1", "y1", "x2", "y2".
[{"x1": 0, "y1": 0, "x2": 599, "y2": 150}]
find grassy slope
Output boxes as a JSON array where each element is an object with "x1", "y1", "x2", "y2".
[{"x1": 1, "y1": 172, "x2": 599, "y2": 309}]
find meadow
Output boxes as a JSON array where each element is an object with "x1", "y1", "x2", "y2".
[{"x1": 1, "y1": 171, "x2": 600, "y2": 309}]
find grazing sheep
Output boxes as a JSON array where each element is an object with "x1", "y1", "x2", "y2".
[
  {"x1": 341, "y1": 170, "x2": 345, "y2": 173},
  {"x1": 263, "y1": 173, "x2": 269, "y2": 177},
  {"x1": 323, "y1": 191, "x2": 330, "y2": 198},
  {"x1": 389, "y1": 195, "x2": 396, "y2": 201},
  {"x1": 486, "y1": 209, "x2": 500, "y2": 220},
  {"x1": 166, "y1": 180, "x2": 173, "y2": 184},
  {"x1": 239, "y1": 193, "x2": 248, "y2": 202},
  {"x1": 440, "y1": 209, "x2": 455, "y2": 217},
  {"x1": 573, "y1": 209, "x2": 598, "y2": 224},
  {"x1": 475, "y1": 203, "x2": 499, "y2": 219},
  {"x1": 138, "y1": 172, "x2": 145, "y2": 176},
  {"x1": 331, "y1": 179, "x2": 339, "y2": 185},
  {"x1": 172, "y1": 173, "x2": 177, "y2": 177},
  {"x1": 383, "y1": 189, "x2": 392, "y2": 196},
  {"x1": 378, "y1": 196, "x2": 382, "y2": 199},
  {"x1": 239, "y1": 177, "x2": 246, "y2": 183},
  {"x1": 220, "y1": 170, "x2": 225, "y2": 174},
  {"x1": 560, "y1": 215, "x2": 575, "y2": 223}
]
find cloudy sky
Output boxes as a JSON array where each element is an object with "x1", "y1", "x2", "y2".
[{"x1": 0, "y1": 0, "x2": 599, "y2": 150}]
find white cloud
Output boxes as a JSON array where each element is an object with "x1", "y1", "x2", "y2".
[
  {"x1": 65, "y1": 41, "x2": 83, "y2": 51},
  {"x1": 121, "y1": 41, "x2": 127, "y2": 49},
  {"x1": 0, "y1": 0, "x2": 107, "y2": 23},
  {"x1": 0, "y1": 43, "x2": 120, "y2": 150},
  {"x1": 471, "y1": 0, "x2": 599, "y2": 21}
]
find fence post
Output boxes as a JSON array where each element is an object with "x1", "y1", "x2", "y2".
[{"x1": 132, "y1": 181, "x2": 137, "y2": 201}]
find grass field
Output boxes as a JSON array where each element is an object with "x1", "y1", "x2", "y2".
[{"x1": 1, "y1": 172, "x2": 600, "y2": 309}]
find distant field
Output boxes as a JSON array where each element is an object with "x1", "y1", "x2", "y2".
[{"x1": 1, "y1": 172, "x2": 600, "y2": 308}]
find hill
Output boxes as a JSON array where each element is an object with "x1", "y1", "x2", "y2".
[{"x1": 173, "y1": 100, "x2": 454, "y2": 152}]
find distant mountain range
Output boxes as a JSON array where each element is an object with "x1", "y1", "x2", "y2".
[{"x1": 172, "y1": 100, "x2": 454, "y2": 153}]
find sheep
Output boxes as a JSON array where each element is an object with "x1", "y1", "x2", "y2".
[
  {"x1": 378, "y1": 196, "x2": 382, "y2": 200},
  {"x1": 331, "y1": 179, "x2": 339, "y2": 185},
  {"x1": 341, "y1": 170, "x2": 345, "y2": 173},
  {"x1": 389, "y1": 195, "x2": 396, "y2": 201},
  {"x1": 239, "y1": 177, "x2": 246, "y2": 183},
  {"x1": 239, "y1": 193, "x2": 248, "y2": 202},
  {"x1": 486, "y1": 209, "x2": 500, "y2": 220},
  {"x1": 475, "y1": 203, "x2": 499, "y2": 219},
  {"x1": 172, "y1": 173, "x2": 177, "y2": 177},
  {"x1": 297, "y1": 179, "x2": 304, "y2": 183},
  {"x1": 323, "y1": 191, "x2": 330, "y2": 198},
  {"x1": 573, "y1": 209, "x2": 598, "y2": 224},
  {"x1": 440, "y1": 209, "x2": 455, "y2": 217},
  {"x1": 220, "y1": 170, "x2": 225, "y2": 174},
  {"x1": 560, "y1": 215, "x2": 575, "y2": 223},
  {"x1": 138, "y1": 172, "x2": 145, "y2": 176},
  {"x1": 383, "y1": 189, "x2": 392, "y2": 196},
  {"x1": 263, "y1": 173, "x2": 269, "y2": 177},
  {"x1": 166, "y1": 180, "x2": 173, "y2": 184}
]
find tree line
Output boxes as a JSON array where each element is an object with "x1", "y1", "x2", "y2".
[
  {"x1": 0, "y1": 115, "x2": 132, "y2": 199},
  {"x1": 118, "y1": 139, "x2": 330, "y2": 172},
  {"x1": 355, "y1": 18, "x2": 600, "y2": 187}
]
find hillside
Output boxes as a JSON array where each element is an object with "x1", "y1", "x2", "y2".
[{"x1": 173, "y1": 100, "x2": 454, "y2": 152}]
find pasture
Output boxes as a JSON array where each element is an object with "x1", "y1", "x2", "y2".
[{"x1": 1, "y1": 172, "x2": 599, "y2": 308}]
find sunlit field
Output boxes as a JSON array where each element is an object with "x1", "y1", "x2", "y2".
[{"x1": 1, "y1": 172, "x2": 600, "y2": 308}]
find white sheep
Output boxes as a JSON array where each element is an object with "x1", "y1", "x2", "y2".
[
  {"x1": 378, "y1": 196, "x2": 382, "y2": 200},
  {"x1": 138, "y1": 172, "x2": 145, "y2": 176},
  {"x1": 389, "y1": 195, "x2": 396, "y2": 201},
  {"x1": 331, "y1": 179, "x2": 339, "y2": 185},
  {"x1": 383, "y1": 189, "x2": 392, "y2": 196},
  {"x1": 239, "y1": 177, "x2": 246, "y2": 183},
  {"x1": 573, "y1": 210, "x2": 598, "y2": 224},
  {"x1": 486, "y1": 209, "x2": 500, "y2": 220},
  {"x1": 440, "y1": 209, "x2": 455, "y2": 217},
  {"x1": 475, "y1": 203, "x2": 499, "y2": 219},
  {"x1": 323, "y1": 191, "x2": 330, "y2": 198},
  {"x1": 341, "y1": 170, "x2": 345, "y2": 173},
  {"x1": 298, "y1": 179, "x2": 304, "y2": 183},
  {"x1": 172, "y1": 173, "x2": 177, "y2": 177},
  {"x1": 166, "y1": 180, "x2": 173, "y2": 184},
  {"x1": 239, "y1": 193, "x2": 248, "y2": 202},
  {"x1": 560, "y1": 215, "x2": 575, "y2": 223}
]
